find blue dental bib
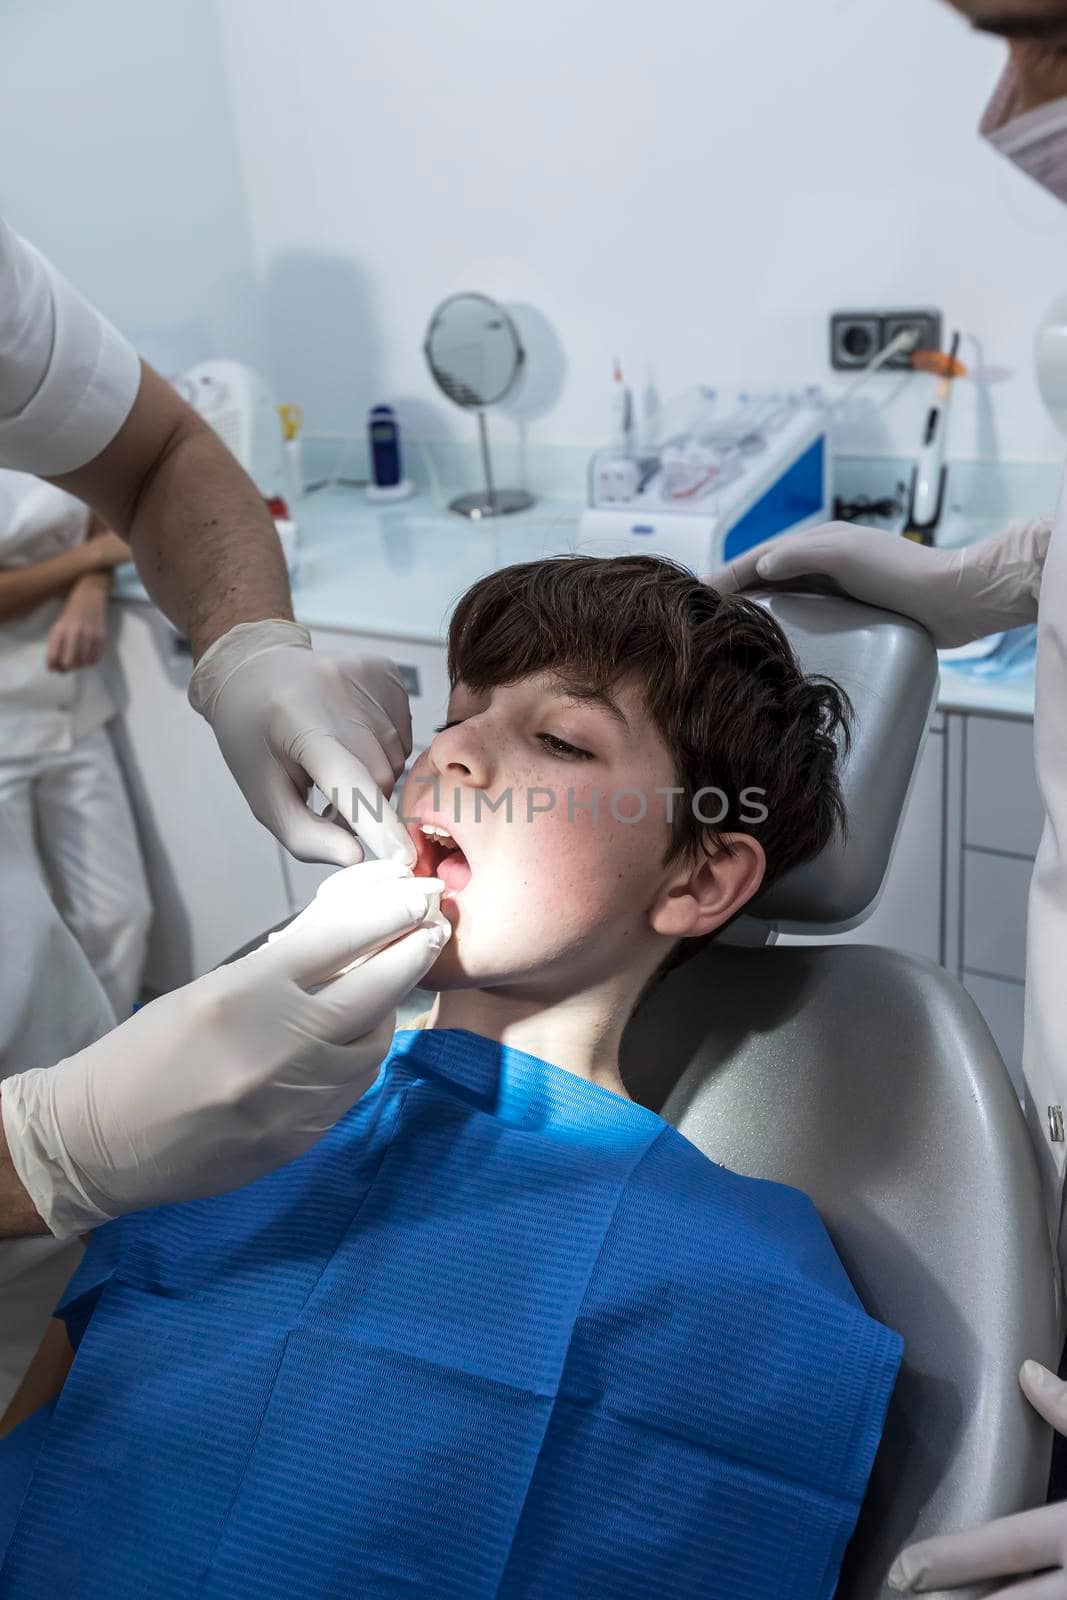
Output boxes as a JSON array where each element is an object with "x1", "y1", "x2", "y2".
[{"x1": 0, "y1": 1028, "x2": 900, "y2": 1599}]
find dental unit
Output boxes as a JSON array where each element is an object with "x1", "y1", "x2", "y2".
[{"x1": 580, "y1": 329, "x2": 923, "y2": 574}]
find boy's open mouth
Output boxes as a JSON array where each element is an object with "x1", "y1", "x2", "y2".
[{"x1": 412, "y1": 821, "x2": 472, "y2": 896}]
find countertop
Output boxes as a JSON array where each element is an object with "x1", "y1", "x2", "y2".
[
  {"x1": 115, "y1": 485, "x2": 1037, "y2": 719},
  {"x1": 284, "y1": 489, "x2": 585, "y2": 643},
  {"x1": 116, "y1": 486, "x2": 585, "y2": 645}
]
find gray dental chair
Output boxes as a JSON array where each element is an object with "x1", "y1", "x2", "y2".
[
  {"x1": 621, "y1": 592, "x2": 1061, "y2": 1600},
  {"x1": 227, "y1": 592, "x2": 1059, "y2": 1598}
]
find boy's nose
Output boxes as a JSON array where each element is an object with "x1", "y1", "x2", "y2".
[{"x1": 426, "y1": 723, "x2": 492, "y2": 791}]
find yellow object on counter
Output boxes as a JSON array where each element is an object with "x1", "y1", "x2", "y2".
[{"x1": 278, "y1": 403, "x2": 304, "y2": 442}]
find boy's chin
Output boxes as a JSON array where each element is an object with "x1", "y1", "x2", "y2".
[
  {"x1": 416, "y1": 940, "x2": 468, "y2": 991},
  {"x1": 415, "y1": 935, "x2": 526, "y2": 994}
]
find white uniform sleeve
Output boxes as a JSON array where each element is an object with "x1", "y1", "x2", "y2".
[
  {"x1": 0, "y1": 216, "x2": 141, "y2": 477},
  {"x1": 1024, "y1": 470, "x2": 1067, "y2": 1277}
]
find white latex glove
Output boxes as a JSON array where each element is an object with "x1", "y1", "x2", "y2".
[
  {"x1": 706, "y1": 517, "x2": 1051, "y2": 649},
  {"x1": 0, "y1": 861, "x2": 447, "y2": 1240},
  {"x1": 188, "y1": 619, "x2": 418, "y2": 867},
  {"x1": 889, "y1": 1360, "x2": 1066, "y2": 1596}
]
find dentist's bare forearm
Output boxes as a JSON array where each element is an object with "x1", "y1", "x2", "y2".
[
  {"x1": 119, "y1": 419, "x2": 293, "y2": 660},
  {"x1": 0, "y1": 1117, "x2": 48, "y2": 1240},
  {"x1": 49, "y1": 361, "x2": 293, "y2": 660}
]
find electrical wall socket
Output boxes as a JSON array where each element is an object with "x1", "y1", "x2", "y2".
[{"x1": 830, "y1": 309, "x2": 943, "y2": 372}]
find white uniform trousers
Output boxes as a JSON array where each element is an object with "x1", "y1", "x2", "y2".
[
  {"x1": 0, "y1": 725, "x2": 152, "y2": 1023},
  {"x1": 0, "y1": 808, "x2": 117, "y2": 1411}
]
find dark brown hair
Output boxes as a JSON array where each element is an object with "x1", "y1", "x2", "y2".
[{"x1": 448, "y1": 554, "x2": 851, "y2": 948}]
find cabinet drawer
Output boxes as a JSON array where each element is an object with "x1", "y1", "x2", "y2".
[
  {"x1": 962, "y1": 848, "x2": 1032, "y2": 982},
  {"x1": 309, "y1": 630, "x2": 448, "y2": 754},
  {"x1": 965, "y1": 715, "x2": 1042, "y2": 857},
  {"x1": 962, "y1": 971, "x2": 1026, "y2": 1100}
]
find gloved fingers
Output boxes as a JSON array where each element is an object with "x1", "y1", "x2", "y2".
[
  {"x1": 267, "y1": 860, "x2": 414, "y2": 946},
  {"x1": 1022, "y1": 1361, "x2": 1067, "y2": 1435},
  {"x1": 261, "y1": 764, "x2": 366, "y2": 867},
  {"x1": 308, "y1": 858, "x2": 416, "y2": 903},
  {"x1": 254, "y1": 871, "x2": 444, "y2": 991},
  {"x1": 987, "y1": 1572, "x2": 1067, "y2": 1600},
  {"x1": 298, "y1": 728, "x2": 395, "y2": 805},
  {"x1": 340, "y1": 1011, "x2": 398, "y2": 1075},
  {"x1": 342, "y1": 656, "x2": 414, "y2": 763},
  {"x1": 288, "y1": 1012, "x2": 400, "y2": 1126},
  {"x1": 704, "y1": 548, "x2": 766, "y2": 595},
  {"x1": 743, "y1": 531, "x2": 853, "y2": 587},
  {"x1": 312, "y1": 920, "x2": 450, "y2": 1044},
  {"x1": 391, "y1": 728, "x2": 411, "y2": 779},
  {"x1": 366, "y1": 721, "x2": 409, "y2": 785},
  {"x1": 889, "y1": 1504, "x2": 1067, "y2": 1591},
  {"x1": 297, "y1": 733, "x2": 417, "y2": 867},
  {"x1": 706, "y1": 530, "x2": 856, "y2": 598}
]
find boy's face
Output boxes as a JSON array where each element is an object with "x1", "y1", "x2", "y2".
[{"x1": 402, "y1": 674, "x2": 694, "y2": 996}]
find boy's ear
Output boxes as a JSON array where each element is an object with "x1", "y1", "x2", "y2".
[{"x1": 648, "y1": 834, "x2": 766, "y2": 940}]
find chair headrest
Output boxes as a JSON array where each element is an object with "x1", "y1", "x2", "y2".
[{"x1": 746, "y1": 590, "x2": 938, "y2": 930}]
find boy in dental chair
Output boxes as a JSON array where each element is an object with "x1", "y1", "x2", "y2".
[{"x1": 0, "y1": 556, "x2": 901, "y2": 1600}]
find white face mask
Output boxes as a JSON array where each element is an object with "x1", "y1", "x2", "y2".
[{"x1": 982, "y1": 61, "x2": 1067, "y2": 204}]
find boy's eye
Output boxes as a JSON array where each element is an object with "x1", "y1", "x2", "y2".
[
  {"x1": 434, "y1": 722, "x2": 593, "y2": 761},
  {"x1": 538, "y1": 732, "x2": 593, "y2": 761}
]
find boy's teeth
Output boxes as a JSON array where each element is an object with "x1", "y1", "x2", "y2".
[{"x1": 420, "y1": 823, "x2": 459, "y2": 850}]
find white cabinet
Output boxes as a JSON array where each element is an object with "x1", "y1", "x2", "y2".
[
  {"x1": 111, "y1": 603, "x2": 291, "y2": 990},
  {"x1": 778, "y1": 723, "x2": 944, "y2": 963},
  {"x1": 951, "y1": 712, "x2": 1038, "y2": 1091},
  {"x1": 962, "y1": 849, "x2": 1031, "y2": 983},
  {"x1": 964, "y1": 715, "x2": 1043, "y2": 857}
]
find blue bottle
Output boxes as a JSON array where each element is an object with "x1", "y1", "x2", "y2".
[{"x1": 368, "y1": 405, "x2": 403, "y2": 489}]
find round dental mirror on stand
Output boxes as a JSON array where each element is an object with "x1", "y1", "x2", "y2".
[{"x1": 423, "y1": 292, "x2": 536, "y2": 518}]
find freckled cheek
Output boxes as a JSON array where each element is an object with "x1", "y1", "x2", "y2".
[{"x1": 515, "y1": 794, "x2": 665, "y2": 926}]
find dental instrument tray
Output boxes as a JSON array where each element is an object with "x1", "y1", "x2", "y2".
[{"x1": 580, "y1": 388, "x2": 829, "y2": 573}]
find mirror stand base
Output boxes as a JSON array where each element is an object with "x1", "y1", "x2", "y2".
[{"x1": 449, "y1": 489, "x2": 536, "y2": 520}]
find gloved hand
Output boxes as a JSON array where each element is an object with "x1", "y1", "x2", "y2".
[
  {"x1": 188, "y1": 619, "x2": 418, "y2": 867},
  {"x1": 889, "y1": 1359, "x2": 1066, "y2": 1595},
  {"x1": 0, "y1": 861, "x2": 447, "y2": 1240},
  {"x1": 706, "y1": 517, "x2": 1051, "y2": 649}
]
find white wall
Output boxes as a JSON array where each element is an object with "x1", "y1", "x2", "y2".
[
  {"x1": 214, "y1": 0, "x2": 1067, "y2": 465},
  {"x1": 1, "y1": 0, "x2": 259, "y2": 377},
  {"x1": 5, "y1": 1, "x2": 1067, "y2": 467}
]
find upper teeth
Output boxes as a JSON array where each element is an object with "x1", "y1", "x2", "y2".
[{"x1": 421, "y1": 823, "x2": 459, "y2": 850}]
